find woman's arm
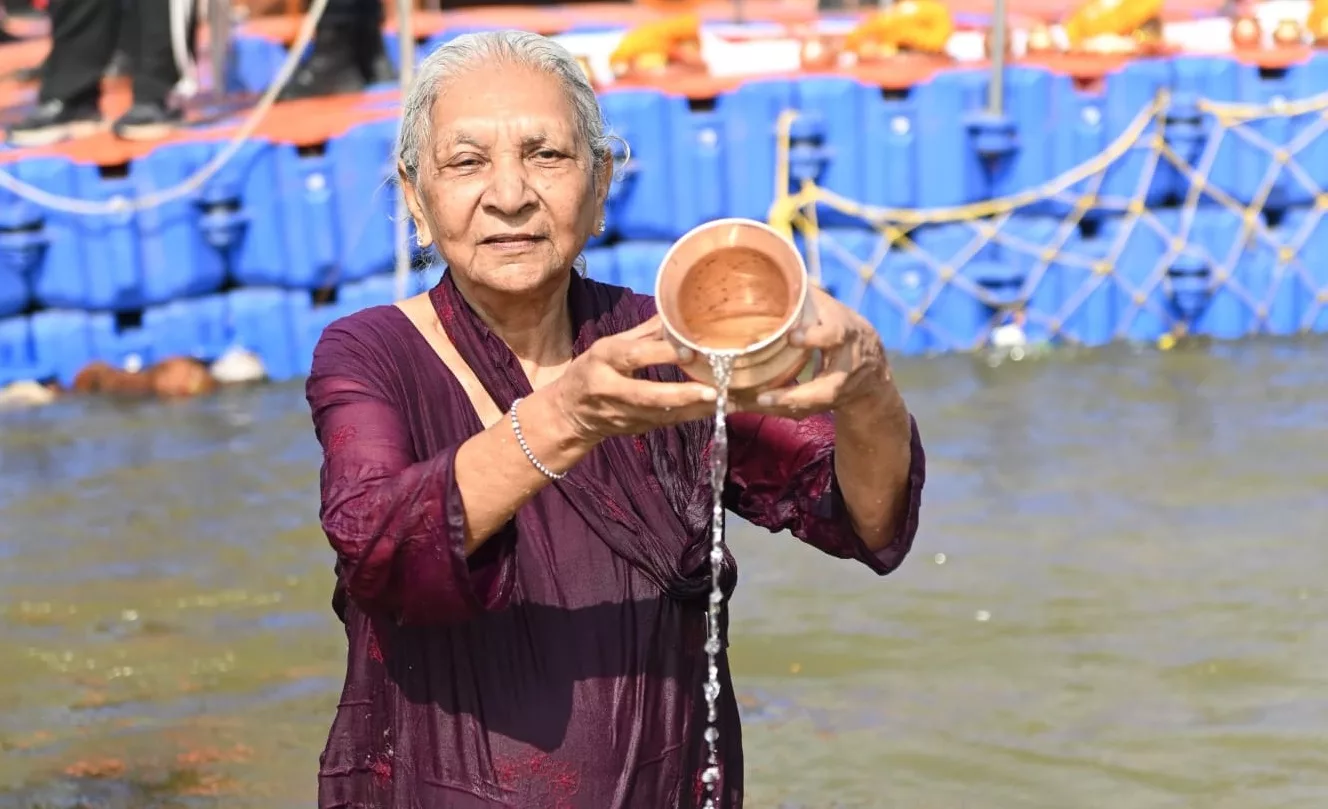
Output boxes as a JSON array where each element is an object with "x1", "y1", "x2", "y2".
[
  {"x1": 827, "y1": 366, "x2": 915, "y2": 552},
  {"x1": 309, "y1": 313, "x2": 720, "y2": 623},
  {"x1": 309, "y1": 324, "x2": 592, "y2": 625},
  {"x1": 724, "y1": 408, "x2": 924, "y2": 574},
  {"x1": 724, "y1": 287, "x2": 926, "y2": 573}
]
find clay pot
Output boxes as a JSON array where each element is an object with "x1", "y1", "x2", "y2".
[
  {"x1": 655, "y1": 218, "x2": 817, "y2": 393},
  {"x1": 71, "y1": 361, "x2": 119, "y2": 394},
  {"x1": 799, "y1": 36, "x2": 838, "y2": 71},
  {"x1": 150, "y1": 357, "x2": 218, "y2": 399},
  {"x1": 1231, "y1": 15, "x2": 1262, "y2": 49},
  {"x1": 1272, "y1": 18, "x2": 1304, "y2": 48},
  {"x1": 1026, "y1": 24, "x2": 1058, "y2": 55}
]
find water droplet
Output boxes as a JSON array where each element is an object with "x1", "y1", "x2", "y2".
[
  {"x1": 975, "y1": 610, "x2": 991, "y2": 622},
  {"x1": 704, "y1": 727, "x2": 719, "y2": 742},
  {"x1": 933, "y1": 552, "x2": 947, "y2": 565}
]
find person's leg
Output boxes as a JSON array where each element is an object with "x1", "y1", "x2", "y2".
[
  {"x1": 280, "y1": 0, "x2": 390, "y2": 102},
  {"x1": 8, "y1": 0, "x2": 116, "y2": 146},
  {"x1": 114, "y1": 0, "x2": 188, "y2": 141},
  {"x1": 104, "y1": 0, "x2": 134, "y2": 79}
]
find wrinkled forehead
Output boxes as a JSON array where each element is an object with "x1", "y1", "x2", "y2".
[{"x1": 430, "y1": 65, "x2": 581, "y2": 153}]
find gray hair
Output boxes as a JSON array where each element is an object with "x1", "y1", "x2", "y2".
[{"x1": 397, "y1": 30, "x2": 618, "y2": 186}]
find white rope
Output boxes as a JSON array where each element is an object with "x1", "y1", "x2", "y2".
[
  {"x1": 0, "y1": 0, "x2": 331, "y2": 216},
  {"x1": 393, "y1": 0, "x2": 415, "y2": 302}
]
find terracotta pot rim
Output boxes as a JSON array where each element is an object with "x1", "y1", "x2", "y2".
[{"x1": 654, "y1": 217, "x2": 811, "y2": 356}]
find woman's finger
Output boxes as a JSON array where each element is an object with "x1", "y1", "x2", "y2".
[
  {"x1": 747, "y1": 372, "x2": 845, "y2": 415},
  {"x1": 614, "y1": 376, "x2": 718, "y2": 410},
  {"x1": 608, "y1": 337, "x2": 695, "y2": 371},
  {"x1": 789, "y1": 320, "x2": 851, "y2": 351}
]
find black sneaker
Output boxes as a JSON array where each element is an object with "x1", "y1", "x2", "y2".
[
  {"x1": 112, "y1": 102, "x2": 183, "y2": 142},
  {"x1": 7, "y1": 99, "x2": 104, "y2": 147}
]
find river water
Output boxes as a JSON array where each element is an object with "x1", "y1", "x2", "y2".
[{"x1": 2, "y1": 339, "x2": 1327, "y2": 808}]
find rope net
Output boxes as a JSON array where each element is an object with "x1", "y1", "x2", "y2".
[{"x1": 767, "y1": 88, "x2": 1328, "y2": 354}]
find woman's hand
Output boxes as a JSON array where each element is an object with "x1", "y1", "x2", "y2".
[
  {"x1": 737, "y1": 287, "x2": 896, "y2": 418},
  {"x1": 551, "y1": 315, "x2": 719, "y2": 442}
]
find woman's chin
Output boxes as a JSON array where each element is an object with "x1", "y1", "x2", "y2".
[{"x1": 470, "y1": 258, "x2": 573, "y2": 295}]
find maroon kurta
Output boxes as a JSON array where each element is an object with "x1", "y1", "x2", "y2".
[{"x1": 305, "y1": 271, "x2": 926, "y2": 809}]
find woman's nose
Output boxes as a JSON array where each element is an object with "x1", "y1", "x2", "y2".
[{"x1": 483, "y1": 160, "x2": 536, "y2": 215}]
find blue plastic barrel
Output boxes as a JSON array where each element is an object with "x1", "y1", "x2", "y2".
[
  {"x1": 329, "y1": 118, "x2": 399, "y2": 283},
  {"x1": 226, "y1": 287, "x2": 298, "y2": 381},
  {"x1": 0, "y1": 315, "x2": 37, "y2": 384},
  {"x1": 286, "y1": 288, "x2": 354, "y2": 377},
  {"x1": 1048, "y1": 74, "x2": 1107, "y2": 221},
  {"x1": 582, "y1": 246, "x2": 617, "y2": 286},
  {"x1": 794, "y1": 77, "x2": 872, "y2": 222},
  {"x1": 1163, "y1": 56, "x2": 1232, "y2": 204},
  {"x1": 987, "y1": 66, "x2": 1058, "y2": 205},
  {"x1": 1283, "y1": 53, "x2": 1328, "y2": 206},
  {"x1": 1227, "y1": 57, "x2": 1314, "y2": 210},
  {"x1": 1276, "y1": 206, "x2": 1325, "y2": 333},
  {"x1": 142, "y1": 294, "x2": 233, "y2": 362},
  {"x1": 909, "y1": 221, "x2": 999, "y2": 348},
  {"x1": 599, "y1": 89, "x2": 685, "y2": 240},
  {"x1": 913, "y1": 69, "x2": 985, "y2": 208},
  {"x1": 1111, "y1": 210, "x2": 1176, "y2": 342},
  {"x1": 230, "y1": 34, "x2": 287, "y2": 95},
  {"x1": 136, "y1": 143, "x2": 230, "y2": 305},
  {"x1": 1101, "y1": 60, "x2": 1173, "y2": 208},
  {"x1": 30, "y1": 310, "x2": 96, "y2": 386},
  {"x1": 718, "y1": 79, "x2": 797, "y2": 223},
  {"x1": 613, "y1": 241, "x2": 671, "y2": 295},
  {"x1": 33, "y1": 162, "x2": 140, "y2": 311},
  {"x1": 218, "y1": 140, "x2": 339, "y2": 289},
  {"x1": 863, "y1": 89, "x2": 918, "y2": 210},
  {"x1": 813, "y1": 227, "x2": 930, "y2": 354},
  {"x1": 1231, "y1": 216, "x2": 1300, "y2": 336},
  {"x1": 1181, "y1": 207, "x2": 1247, "y2": 339}
]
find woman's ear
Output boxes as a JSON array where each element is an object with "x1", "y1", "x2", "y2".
[
  {"x1": 594, "y1": 156, "x2": 614, "y2": 210},
  {"x1": 398, "y1": 161, "x2": 434, "y2": 248}
]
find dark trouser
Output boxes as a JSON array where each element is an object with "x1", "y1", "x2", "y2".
[
  {"x1": 39, "y1": 0, "x2": 188, "y2": 107},
  {"x1": 324, "y1": 0, "x2": 381, "y2": 24}
]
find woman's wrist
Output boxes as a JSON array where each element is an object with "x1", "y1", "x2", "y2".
[{"x1": 517, "y1": 382, "x2": 602, "y2": 471}]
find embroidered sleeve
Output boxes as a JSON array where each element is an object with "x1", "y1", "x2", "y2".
[
  {"x1": 723, "y1": 412, "x2": 925, "y2": 575},
  {"x1": 306, "y1": 323, "x2": 517, "y2": 625}
]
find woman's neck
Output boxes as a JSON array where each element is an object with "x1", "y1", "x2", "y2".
[{"x1": 457, "y1": 273, "x2": 576, "y2": 375}]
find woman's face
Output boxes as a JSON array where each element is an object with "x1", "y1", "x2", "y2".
[{"x1": 402, "y1": 63, "x2": 610, "y2": 299}]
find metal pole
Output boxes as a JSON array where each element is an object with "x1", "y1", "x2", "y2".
[
  {"x1": 207, "y1": 0, "x2": 233, "y2": 102},
  {"x1": 987, "y1": 0, "x2": 1007, "y2": 114},
  {"x1": 394, "y1": 0, "x2": 416, "y2": 302}
]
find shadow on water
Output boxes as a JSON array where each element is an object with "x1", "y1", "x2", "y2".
[{"x1": 3, "y1": 337, "x2": 1328, "y2": 808}]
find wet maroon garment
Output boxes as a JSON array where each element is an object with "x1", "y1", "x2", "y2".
[{"x1": 305, "y1": 271, "x2": 926, "y2": 809}]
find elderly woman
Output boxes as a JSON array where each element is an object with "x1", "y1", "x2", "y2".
[{"x1": 305, "y1": 31, "x2": 925, "y2": 809}]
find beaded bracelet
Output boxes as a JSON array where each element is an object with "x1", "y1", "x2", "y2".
[{"x1": 509, "y1": 397, "x2": 567, "y2": 481}]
